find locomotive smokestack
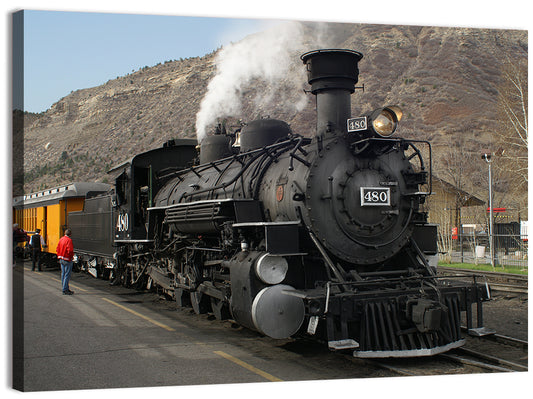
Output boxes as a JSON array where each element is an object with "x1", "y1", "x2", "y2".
[{"x1": 301, "y1": 49, "x2": 363, "y2": 136}]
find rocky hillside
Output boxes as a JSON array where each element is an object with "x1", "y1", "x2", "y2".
[{"x1": 18, "y1": 21, "x2": 527, "y2": 206}]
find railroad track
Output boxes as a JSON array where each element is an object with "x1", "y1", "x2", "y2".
[
  {"x1": 356, "y1": 331, "x2": 528, "y2": 376},
  {"x1": 442, "y1": 331, "x2": 528, "y2": 373},
  {"x1": 461, "y1": 326, "x2": 528, "y2": 350},
  {"x1": 437, "y1": 266, "x2": 528, "y2": 294},
  {"x1": 442, "y1": 347, "x2": 527, "y2": 373}
]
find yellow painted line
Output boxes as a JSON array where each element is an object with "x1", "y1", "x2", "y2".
[
  {"x1": 101, "y1": 297, "x2": 175, "y2": 332},
  {"x1": 24, "y1": 264, "x2": 281, "y2": 379},
  {"x1": 213, "y1": 350, "x2": 283, "y2": 382}
]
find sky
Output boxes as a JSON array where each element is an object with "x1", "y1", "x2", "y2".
[
  {"x1": 14, "y1": 2, "x2": 531, "y2": 114},
  {"x1": 21, "y1": 11, "x2": 277, "y2": 113}
]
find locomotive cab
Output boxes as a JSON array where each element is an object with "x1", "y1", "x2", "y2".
[{"x1": 109, "y1": 139, "x2": 198, "y2": 242}]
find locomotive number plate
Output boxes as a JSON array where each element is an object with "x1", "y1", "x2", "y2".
[
  {"x1": 360, "y1": 187, "x2": 390, "y2": 206},
  {"x1": 347, "y1": 116, "x2": 367, "y2": 132}
]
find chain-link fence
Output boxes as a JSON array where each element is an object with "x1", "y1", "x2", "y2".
[{"x1": 444, "y1": 223, "x2": 528, "y2": 269}]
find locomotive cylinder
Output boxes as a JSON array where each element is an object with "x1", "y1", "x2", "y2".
[{"x1": 227, "y1": 251, "x2": 304, "y2": 339}]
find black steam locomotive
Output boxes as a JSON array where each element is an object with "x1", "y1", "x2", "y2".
[{"x1": 68, "y1": 49, "x2": 490, "y2": 357}]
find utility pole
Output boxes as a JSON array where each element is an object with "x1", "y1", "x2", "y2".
[{"x1": 481, "y1": 150, "x2": 494, "y2": 269}]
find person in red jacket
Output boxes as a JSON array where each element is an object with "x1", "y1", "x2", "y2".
[{"x1": 56, "y1": 229, "x2": 74, "y2": 295}]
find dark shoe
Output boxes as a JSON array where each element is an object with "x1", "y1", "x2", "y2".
[{"x1": 62, "y1": 291, "x2": 74, "y2": 295}]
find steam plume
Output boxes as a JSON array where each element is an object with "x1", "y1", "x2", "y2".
[{"x1": 195, "y1": 21, "x2": 307, "y2": 142}]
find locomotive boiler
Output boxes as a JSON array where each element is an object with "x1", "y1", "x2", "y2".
[{"x1": 72, "y1": 49, "x2": 490, "y2": 357}]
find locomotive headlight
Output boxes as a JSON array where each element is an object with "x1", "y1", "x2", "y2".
[{"x1": 369, "y1": 106, "x2": 403, "y2": 137}]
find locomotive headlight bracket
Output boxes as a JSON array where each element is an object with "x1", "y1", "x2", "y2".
[{"x1": 368, "y1": 105, "x2": 403, "y2": 137}]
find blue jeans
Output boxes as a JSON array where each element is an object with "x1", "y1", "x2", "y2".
[{"x1": 60, "y1": 259, "x2": 73, "y2": 293}]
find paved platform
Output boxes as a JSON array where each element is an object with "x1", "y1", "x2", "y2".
[{"x1": 11, "y1": 261, "x2": 378, "y2": 392}]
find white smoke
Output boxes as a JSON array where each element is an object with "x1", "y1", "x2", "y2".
[
  {"x1": 195, "y1": 21, "x2": 308, "y2": 142},
  {"x1": 315, "y1": 22, "x2": 332, "y2": 49}
]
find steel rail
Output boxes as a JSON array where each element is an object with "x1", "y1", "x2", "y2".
[
  {"x1": 439, "y1": 353, "x2": 517, "y2": 373},
  {"x1": 460, "y1": 327, "x2": 528, "y2": 350},
  {"x1": 438, "y1": 266, "x2": 528, "y2": 283},
  {"x1": 453, "y1": 347, "x2": 527, "y2": 372},
  {"x1": 437, "y1": 266, "x2": 527, "y2": 294}
]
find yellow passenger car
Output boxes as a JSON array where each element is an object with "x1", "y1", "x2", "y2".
[{"x1": 13, "y1": 182, "x2": 112, "y2": 265}]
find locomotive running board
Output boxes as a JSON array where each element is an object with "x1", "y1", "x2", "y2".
[{"x1": 353, "y1": 339, "x2": 465, "y2": 358}]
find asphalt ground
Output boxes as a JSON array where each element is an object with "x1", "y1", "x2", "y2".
[
  {"x1": 12, "y1": 260, "x2": 390, "y2": 393},
  {"x1": 10, "y1": 260, "x2": 529, "y2": 397}
]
